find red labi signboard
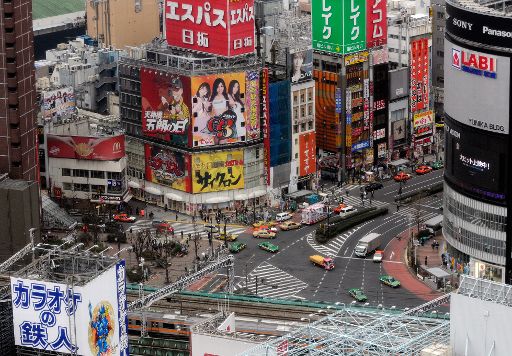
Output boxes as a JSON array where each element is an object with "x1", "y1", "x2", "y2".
[
  {"x1": 47, "y1": 135, "x2": 125, "y2": 160},
  {"x1": 299, "y1": 133, "x2": 316, "y2": 177},
  {"x1": 410, "y1": 38, "x2": 429, "y2": 112},
  {"x1": 366, "y1": 0, "x2": 387, "y2": 48},
  {"x1": 165, "y1": 0, "x2": 255, "y2": 57}
]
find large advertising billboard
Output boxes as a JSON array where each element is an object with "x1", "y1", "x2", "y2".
[
  {"x1": 245, "y1": 71, "x2": 260, "y2": 141},
  {"x1": 192, "y1": 150, "x2": 244, "y2": 193},
  {"x1": 262, "y1": 68, "x2": 270, "y2": 185},
  {"x1": 366, "y1": 0, "x2": 387, "y2": 48},
  {"x1": 444, "y1": 39, "x2": 510, "y2": 134},
  {"x1": 410, "y1": 38, "x2": 429, "y2": 113},
  {"x1": 299, "y1": 133, "x2": 316, "y2": 176},
  {"x1": 191, "y1": 72, "x2": 247, "y2": 147},
  {"x1": 47, "y1": 135, "x2": 125, "y2": 161},
  {"x1": 312, "y1": 0, "x2": 366, "y2": 54},
  {"x1": 445, "y1": 116, "x2": 507, "y2": 203},
  {"x1": 144, "y1": 144, "x2": 191, "y2": 192},
  {"x1": 141, "y1": 68, "x2": 191, "y2": 146},
  {"x1": 11, "y1": 262, "x2": 128, "y2": 355},
  {"x1": 288, "y1": 47, "x2": 313, "y2": 84},
  {"x1": 42, "y1": 87, "x2": 76, "y2": 120},
  {"x1": 165, "y1": 0, "x2": 255, "y2": 57}
]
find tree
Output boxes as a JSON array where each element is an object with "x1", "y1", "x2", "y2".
[{"x1": 131, "y1": 228, "x2": 152, "y2": 262}]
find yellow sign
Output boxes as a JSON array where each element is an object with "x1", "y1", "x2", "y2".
[
  {"x1": 192, "y1": 151, "x2": 244, "y2": 193},
  {"x1": 345, "y1": 125, "x2": 352, "y2": 147},
  {"x1": 413, "y1": 110, "x2": 434, "y2": 128},
  {"x1": 344, "y1": 51, "x2": 369, "y2": 66}
]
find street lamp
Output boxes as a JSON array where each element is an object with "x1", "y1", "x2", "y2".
[
  {"x1": 113, "y1": 246, "x2": 133, "y2": 257},
  {"x1": 99, "y1": 246, "x2": 113, "y2": 256}
]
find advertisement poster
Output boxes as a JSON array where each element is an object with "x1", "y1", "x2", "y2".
[
  {"x1": 47, "y1": 135, "x2": 125, "y2": 161},
  {"x1": 191, "y1": 72, "x2": 247, "y2": 147},
  {"x1": 299, "y1": 133, "x2": 316, "y2": 176},
  {"x1": 392, "y1": 120, "x2": 406, "y2": 140},
  {"x1": 245, "y1": 71, "x2": 260, "y2": 141},
  {"x1": 366, "y1": 0, "x2": 387, "y2": 48},
  {"x1": 10, "y1": 262, "x2": 128, "y2": 356},
  {"x1": 410, "y1": 38, "x2": 429, "y2": 113},
  {"x1": 261, "y1": 68, "x2": 270, "y2": 185},
  {"x1": 144, "y1": 144, "x2": 191, "y2": 192},
  {"x1": 343, "y1": 0, "x2": 366, "y2": 54},
  {"x1": 165, "y1": 0, "x2": 255, "y2": 57},
  {"x1": 141, "y1": 68, "x2": 191, "y2": 146},
  {"x1": 42, "y1": 87, "x2": 76, "y2": 120},
  {"x1": 288, "y1": 47, "x2": 313, "y2": 83},
  {"x1": 413, "y1": 110, "x2": 434, "y2": 128},
  {"x1": 192, "y1": 151, "x2": 244, "y2": 193}
]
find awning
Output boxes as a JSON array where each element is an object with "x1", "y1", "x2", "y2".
[
  {"x1": 426, "y1": 267, "x2": 452, "y2": 279},
  {"x1": 205, "y1": 196, "x2": 231, "y2": 204},
  {"x1": 234, "y1": 193, "x2": 248, "y2": 200},
  {"x1": 145, "y1": 186, "x2": 162, "y2": 196},
  {"x1": 165, "y1": 193, "x2": 183, "y2": 202},
  {"x1": 123, "y1": 193, "x2": 133, "y2": 203},
  {"x1": 389, "y1": 159, "x2": 410, "y2": 167},
  {"x1": 251, "y1": 189, "x2": 267, "y2": 198},
  {"x1": 128, "y1": 181, "x2": 140, "y2": 189}
]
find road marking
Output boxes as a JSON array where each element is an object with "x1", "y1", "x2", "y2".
[
  {"x1": 389, "y1": 251, "x2": 395, "y2": 260},
  {"x1": 383, "y1": 176, "x2": 443, "y2": 196}
]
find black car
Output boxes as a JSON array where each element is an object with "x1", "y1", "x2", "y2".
[{"x1": 365, "y1": 182, "x2": 384, "y2": 192}]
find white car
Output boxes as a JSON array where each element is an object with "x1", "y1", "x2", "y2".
[
  {"x1": 340, "y1": 206, "x2": 356, "y2": 214},
  {"x1": 373, "y1": 250, "x2": 383, "y2": 263},
  {"x1": 276, "y1": 212, "x2": 292, "y2": 222}
]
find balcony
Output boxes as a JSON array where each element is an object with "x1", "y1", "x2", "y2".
[
  {"x1": 7, "y1": 77, "x2": 17, "y2": 89},
  {"x1": 10, "y1": 128, "x2": 20, "y2": 144},
  {"x1": 4, "y1": 32, "x2": 15, "y2": 45},
  {"x1": 5, "y1": 47, "x2": 15, "y2": 58},
  {"x1": 3, "y1": 2, "x2": 13, "y2": 14},
  {"x1": 7, "y1": 62, "x2": 16, "y2": 74},
  {"x1": 10, "y1": 166, "x2": 22, "y2": 179},
  {"x1": 4, "y1": 18, "x2": 14, "y2": 29},
  {"x1": 11, "y1": 147, "x2": 21, "y2": 162},
  {"x1": 8, "y1": 108, "x2": 18, "y2": 125},
  {"x1": 8, "y1": 92, "x2": 18, "y2": 106}
]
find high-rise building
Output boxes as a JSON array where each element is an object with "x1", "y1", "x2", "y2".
[{"x1": 0, "y1": 0, "x2": 38, "y2": 181}]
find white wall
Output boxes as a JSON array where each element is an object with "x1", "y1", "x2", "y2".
[{"x1": 191, "y1": 333, "x2": 259, "y2": 356}]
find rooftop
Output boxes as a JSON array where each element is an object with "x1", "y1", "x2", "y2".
[
  {"x1": 448, "y1": 0, "x2": 512, "y2": 16},
  {"x1": 32, "y1": 0, "x2": 85, "y2": 20},
  {"x1": 47, "y1": 111, "x2": 122, "y2": 137}
]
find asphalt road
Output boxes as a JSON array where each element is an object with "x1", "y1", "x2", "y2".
[{"x1": 230, "y1": 169, "x2": 445, "y2": 309}]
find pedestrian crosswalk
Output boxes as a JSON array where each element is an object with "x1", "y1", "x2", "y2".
[
  {"x1": 127, "y1": 220, "x2": 248, "y2": 240},
  {"x1": 333, "y1": 195, "x2": 388, "y2": 209},
  {"x1": 388, "y1": 206, "x2": 440, "y2": 224},
  {"x1": 235, "y1": 262, "x2": 308, "y2": 299},
  {"x1": 306, "y1": 223, "x2": 371, "y2": 257}
]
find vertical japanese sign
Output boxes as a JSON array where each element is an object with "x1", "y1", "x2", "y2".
[
  {"x1": 165, "y1": 0, "x2": 255, "y2": 57},
  {"x1": 312, "y1": 0, "x2": 366, "y2": 54},
  {"x1": 11, "y1": 263, "x2": 128, "y2": 355},
  {"x1": 299, "y1": 133, "x2": 316, "y2": 176},
  {"x1": 366, "y1": 0, "x2": 387, "y2": 48},
  {"x1": 191, "y1": 72, "x2": 247, "y2": 147},
  {"x1": 245, "y1": 71, "x2": 260, "y2": 141},
  {"x1": 335, "y1": 88, "x2": 342, "y2": 114},
  {"x1": 410, "y1": 38, "x2": 430, "y2": 113},
  {"x1": 192, "y1": 151, "x2": 244, "y2": 193},
  {"x1": 261, "y1": 68, "x2": 270, "y2": 186},
  {"x1": 144, "y1": 144, "x2": 191, "y2": 192},
  {"x1": 141, "y1": 68, "x2": 191, "y2": 147}
]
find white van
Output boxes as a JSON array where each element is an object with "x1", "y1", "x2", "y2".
[{"x1": 276, "y1": 212, "x2": 292, "y2": 222}]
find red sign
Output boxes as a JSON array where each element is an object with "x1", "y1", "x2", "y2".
[
  {"x1": 299, "y1": 133, "x2": 316, "y2": 177},
  {"x1": 366, "y1": 0, "x2": 387, "y2": 48},
  {"x1": 410, "y1": 38, "x2": 429, "y2": 113},
  {"x1": 47, "y1": 135, "x2": 125, "y2": 160},
  {"x1": 261, "y1": 68, "x2": 270, "y2": 185},
  {"x1": 141, "y1": 68, "x2": 191, "y2": 146},
  {"x1": 165, "y1": 0, "x2": 255, "y2": 57}
]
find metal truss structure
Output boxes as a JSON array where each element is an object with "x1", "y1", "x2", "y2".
[
  {"x1": 128, "y1": 252, "x2": 235, "y2": 312},
  {"x1": 0, "y1": 243, "x2": 34, "y2": 273},
  {"x1": 457, "y1": 275, "x2": 512, "y2": 307},
  {"x1": 240, "y1": 295, "x2": 451, "y2": 356}
]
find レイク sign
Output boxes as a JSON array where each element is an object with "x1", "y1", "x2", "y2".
[
  {"x1": 452, "y1": 48, "x2": 497, "y2": 79},
  {"x1": 165, "y1": 0, "x2": 255, "y2": 57}
]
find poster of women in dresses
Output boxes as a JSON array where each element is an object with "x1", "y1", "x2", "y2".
[{"x1": 191, "y1": 72, "x2": 247, "y2": 147}]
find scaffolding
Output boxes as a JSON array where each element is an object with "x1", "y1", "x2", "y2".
[
  {"x1": 457, "y1": 275, "x2": 512, "y2": 306},
  {"x1": 239, "y1": 294, "x2": 451, "y2": 356}
]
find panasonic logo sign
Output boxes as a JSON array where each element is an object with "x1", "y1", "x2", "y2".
[{"x1": 483, "y1": 26, "x2": 512, "y2": 38}]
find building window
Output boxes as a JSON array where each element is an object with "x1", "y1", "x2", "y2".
[
  {"x1": 301, "y1": 123, "x2": 306, "y2": 131},
  {"x1": 437, "y1": 50, "x2": 444, "y2": 58},
  {"x1": 90, "y1": 170, "x2": 105, "y2": 179},
  {"x1": 255, "y1": 149, "x2": 260, "y2": 159},
  {"x1": 63, "y1": 183, "x2": 72, "y2": 191},
  {"x1": 307, "y1": 88, "x2": 313, "y2": 102},
  {"x1": 308, "y1": 121, "x2": 314, "y2": 130},
  {"x1": 293, "y1": 125, "x2": 298, "y2": 134},
  {"x1": 73, "y1": 169, "x2": 89, "y2": 178},
  {"x1": 107, "y1": 171, "x2": 123, "y2": 180},
  {"x1": 73, "y1": 183, "x2": 89, "y2": 192},
  {"x1": 91, "y1": 185, "x2": 105, "y2": 194},
  {"x1": 308, "y1": 104, "x2": 313, "y2": 116},
  {"x1": 62, "y1": 168, "x2": 71, "y2": 176}
]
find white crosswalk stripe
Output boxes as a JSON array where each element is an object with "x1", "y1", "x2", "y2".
[
  {"x1": 235, "y1": 262, "x2": 308, "y2": 299},
  {"x1": 306, "y1": 224, "x2": 367, "y2": 258},
  {"x1": 334, "y1": 195, "x2": 388, "y2": 209},
  {"x1": 127, "y1": 220, "x2": 247, "y2": 239}
]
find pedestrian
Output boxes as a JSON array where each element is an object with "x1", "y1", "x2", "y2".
[
  {"x1": 181, "y1": 231, "x2": 184, "y2": 239},
  {"x1": 341, "y1": 197, "x2": 344, "y2": 204},
  {"x1": 396, "y1": 204, "x2": 400, "y2": 212},
  {"x1": 175, "y1": 212, "x2": 178, "y2": 221},
  {"x1": 432, "y1": 242, "x2": 435, "y2": 250},
  {"x1": 425, "y1": 256, "x2": 428, "y2": 266},
  {"x1": 346, "y1": 190, "x2": 349, "y2": 197},
  {"x1": 136, "y1": 207, "x2": 139, "y2": 216}
]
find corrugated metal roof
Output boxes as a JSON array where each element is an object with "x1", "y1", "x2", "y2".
[{"x1": 33, "y1": 0, "x2": 85, "y2": 20}]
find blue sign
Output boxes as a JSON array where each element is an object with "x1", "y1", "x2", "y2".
[
  {"x1": 352, "y1": 140, "x2": 370, "y2": 152},
  {"x1": 346, "y1": 114, "x2": 352, "y2": 125},
  {"x1": 335, "y1": 88, "x2": 342, "y2": 114}
]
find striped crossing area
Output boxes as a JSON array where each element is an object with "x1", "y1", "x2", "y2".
[
  {"x1": 127, "y1": 220, "x2": 248, "y2": 239},
  {"x1": 335, "y1": 195, "x2": 389, "y2": 209},
  {"x1": 306, "y1": 224, "x2": 367, "y2": 257},
  {"x1": 235, "y1": 262, "x2": 308, "y2": 299},
  {"x1": 387, "y1": 206, "x2": 440, "y2": 224}
]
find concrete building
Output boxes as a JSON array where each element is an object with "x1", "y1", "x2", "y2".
[
  {"x1": 431, "y1": 0, "x2": 446, "y2": 121},
  {"x1": 0, "y1": 175, "x2": 40, "y2": 262},
  {"x1": 0, "y1": 0, "x2": 38, "y2": 181},
  {"x1": 86, "y1": 0, "x2": 160, "y2": 50}
]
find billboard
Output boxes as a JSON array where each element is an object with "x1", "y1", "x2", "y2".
[
  {"x1": 164, "y1": 0, "x2": 255, "y2": 57},
  {"x1": 392, "y1": 120, "x2": 406, "y2": 141},
  {"x1": 11, "y1": 262, "x2": 128, "y2": 355},
  {"x1": 366, "y1": 0, "x2": 387, "y2": 48},
  {"x1": 299, "y1": 133, "x2": 316, "y2": 176},
  {"x1": 145, "y1": 144, "x2": 191, "y2": 192},
  {"x1": 262, "y1": 68, "x2": 270, "y2": 185},
  {"x1": 413, "y1": 110, "x2": 434, "y2": 128},
  {"x1": 288, "y1": 47, "x2": 313, "y2": 83},
  {"x1": 410, "y1": 38, "x2": 429, "y2": 113},
  {"x1": 245, "y1": 71, "x2": 260, "y2": 141},
  {"x1": 42, "y1": 87, "x2": 76, "y2": 120},
  {"x1": 191, "y1": 72, "x2": 247, "y2": 147},
  {"x1": 47, "y1": 135, "x2": 125, "y2": 161},
  {"x1": 141, "y1": 68, "x2": 191, "y2": 146},
  {"x1": 312, "y1": 0, "x2": 366, "y2": 54},
  {"x1": 445, "y1": 39, "x2": 510, "y2": 134},
  {"x1": 192, "y1": 151, "x2": 244, "y2": 193}
]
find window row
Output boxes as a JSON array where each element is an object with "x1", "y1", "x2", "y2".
[
  {"x1": 61, "y1": 168, "x2": 125, "y2": 180},
  {"x1": 62, "y1": 183, "x2": 123, "y2": 194}
]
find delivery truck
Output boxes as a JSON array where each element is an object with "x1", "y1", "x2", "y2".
[
  {"x1": 309, "y1": 255, "x2": 335, "y2": 270},
  {"x1": 301, "y1": 203, "x2": 327, "y2": 225},
  {"x1": 354, "y1": 233, "x2": 382, "y2": 257}
]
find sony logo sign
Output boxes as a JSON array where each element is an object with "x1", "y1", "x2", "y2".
[{"x1": 452, "y1": 18, "x2": 473, "y2": 30}]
